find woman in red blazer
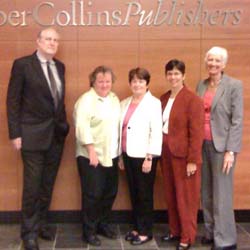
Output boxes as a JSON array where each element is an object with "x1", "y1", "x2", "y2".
[{"x1": 160, "y1": 59, "x2": 204, "y2": 250}]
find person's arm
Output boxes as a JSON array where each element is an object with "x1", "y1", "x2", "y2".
[
  {"x1": 85, "y1": 144, "x2": 99, "y2": 167},
  {"x1": 6, "y1": 59, "x2": 25, "y2": 149},
  {"x1": 73, "y1": 94, "x2": 99, "y2": 167},
  {"x1": 223, "y1": 80, "x2": 243, "y2": 174},
  {"x1": 226, "y1": 80, "x2": 243, "y2": 152},
  {"x1": 142, "y1": 153, "x2": 153, "y2": 173},
  {"x1": 142, "y1": 99, "x2": 162, "y2": 173},
  {"x1": 118, "y1": 155, "x2": 125, "y2": 170},
  {"x1": 147, "y1": 99, "x2": 163, "y2": 157},
  {"x1": 187, "y1": 95, "x2": 204, "y2": 175},
  {"x1": 222, "y1": 151, "x2": 235, "y2": 175},
  {"x1": 186, "y1": 162, "x2": 197, "y2": 177}
]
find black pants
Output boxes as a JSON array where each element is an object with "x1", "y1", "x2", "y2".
[
  {"x1": 21, "y1": 138, "x2": 65, "y2": 240},
  {"x1": 77, "y1": 156, "x2": 118, "y2": 236},
  {"x1": 122, "y1": 153, "x2": 157, "y2": 237}
]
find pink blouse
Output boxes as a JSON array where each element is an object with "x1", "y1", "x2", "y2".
[
  {"x1": 122, "y1": 102, "x2": 138, "y2": 152},
  {"x1": 203, "y1": 90, "x2": 216, "y2": 140}
]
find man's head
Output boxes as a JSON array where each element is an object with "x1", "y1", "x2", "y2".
[{"x1": 37, "y1": 28, "x2": 60, "y2": 60}]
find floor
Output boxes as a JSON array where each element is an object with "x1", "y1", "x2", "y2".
[{"x1": 1, "y1": 223, "x2": 250, "y2": 250}]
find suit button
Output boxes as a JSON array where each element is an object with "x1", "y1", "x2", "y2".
[{"x1": 128, "y1": 127, "x2": 131, "y2": 129}]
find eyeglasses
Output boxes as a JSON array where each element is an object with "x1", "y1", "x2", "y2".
[{"x1": 40, "y1": 37, "x2": 59, "y2": 43}]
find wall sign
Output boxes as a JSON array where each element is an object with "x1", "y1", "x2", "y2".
[{"x1": 0, "y1": 0, "x2": 242, "y2": 27}]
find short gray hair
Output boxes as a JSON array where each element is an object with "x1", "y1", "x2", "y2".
[
  {"x1": 205, "y1": 46, "x2": 228, "y2": 65},
  {"x1": 37, "y1": 27, "x2": 59, "y2": 39}
]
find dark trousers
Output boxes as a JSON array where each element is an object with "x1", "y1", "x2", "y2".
[
  {"x1": 122, "y1": 153, "x2": 157, "y2": 237},
  {"x1": 161, "y1": 134, "x2": 201, "y2": 244},
  {"x1": 77, "y1": 156, "x2": 118, "y2": 236},
  {"x1": 21, "y1": 138, "x2": 64, "y2": 240}
]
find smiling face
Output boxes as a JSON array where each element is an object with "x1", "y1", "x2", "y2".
[
  {"x1": 93, "y1": 72, "x2": 113, "y2": 97},
  {"x1": 37, "y1": 28, "x2": 59, "y2": 59},
  {"x1": 130, "y1": 76, "x2": 148, "y2": 97},
  {"x1": 165, "y1": 67, "x2": 185, "y2": 90},
  {"x1": 206, "y1": 53, "x2": 225, "y2": 76}
]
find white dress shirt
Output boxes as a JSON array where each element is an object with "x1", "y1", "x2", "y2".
[{"x1": 36, "y1": 51, "x2": 62, "y2": 96}]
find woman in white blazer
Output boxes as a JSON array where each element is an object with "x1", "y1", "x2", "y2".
[{"x1": 119, "y1": 67, "x2": 162, "y2": 245}]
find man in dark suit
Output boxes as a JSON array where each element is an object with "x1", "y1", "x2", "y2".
[{"x1": 6, "y1": 28, "x2": 69, "y2": 250}]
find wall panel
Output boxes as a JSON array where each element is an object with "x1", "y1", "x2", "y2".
[
  {"x1": 0, "y1": 0, "x2": 249, "y2": 211},
  {"x1": 139, "y1": 0, "x2": 202, "y2": 40},
  {"x1": 201, "y1": 0, "x2": 250, "y2": 39},
  {"x1": 139, "y1": 40, "x2": 202, "y2": 95}
]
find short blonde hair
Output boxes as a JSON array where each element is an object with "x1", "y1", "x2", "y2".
[{"x1": 205, "y1": 46, "x2": 228, "y2": 65}]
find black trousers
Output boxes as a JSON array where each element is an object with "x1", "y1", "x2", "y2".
[
  {"x1": 20, "y1": 138, "x2": 64, "y2": 240},
  {"x1": 122, "y1": 153, "x2": 158, "y2": 236},
  {"x1": 77, "y1": 156, "x2": 118, "y2": 236}
]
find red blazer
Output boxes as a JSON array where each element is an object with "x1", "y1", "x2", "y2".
[{"x1": 161, "y1": 85, "x2": 204, "y2": 165}]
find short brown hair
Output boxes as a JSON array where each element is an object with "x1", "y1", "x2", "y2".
[
  {"x1": 89, "y1": 65, "x2": 116, "y2": 87},
  {"x1": 128, "y1": 67, "x2": 151, "y2": 85}
]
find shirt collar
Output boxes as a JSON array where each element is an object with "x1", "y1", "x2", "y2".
[
  {"x1": 90, "y1": 87, "x2": 113, "y2": 102},
  {"x1": 36, "y1": 51, "x2": 55, "y2": 65}
]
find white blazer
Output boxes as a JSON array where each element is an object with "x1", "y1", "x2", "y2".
[{"x1": 120, "y1": 91, "x2": 163, "y2": 158}]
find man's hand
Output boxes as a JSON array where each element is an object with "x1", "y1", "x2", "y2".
[{"x1": 11, "y1": 137, "x2": 22, "y2": 150}]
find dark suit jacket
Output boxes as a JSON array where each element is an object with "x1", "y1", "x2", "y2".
[
  {"x1": 6, "y1": 52, "x2": 69, "y2": 151},
  {"x1": 196, "y1": 73, "x2": 243, "y2": 153},
  {"x1": 160, "y1": 85, "x2": 204, "y2": 165}
]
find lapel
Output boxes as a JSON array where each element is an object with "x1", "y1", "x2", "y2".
[
  {"x1": 121, "y1": 91, "x2": 152, "y2": 125},
  {"x1": 121, "y1": 96, "x2": 132, "y2": 124},
  {"x1": 161, "y1": 91, "x2": 171, "y2": 112},
  {"x1": 32, "y1": 52, "x2": 65, "y2": 111},
  {"x1": 197, "y1": 74, "x2": 227, "y2": 111},
  {"x1": 134, "y1": 91, "x2": 150, "y2": 112},
  {"x1": 197, "y1": 79, "x2": 208, "y2": 98},
  {"x1": 130, "y1": 91, "x2": 153, "y2": 122},
  {"x1": 169, "y1": 86, "x2": 186, "y2": 118},
  {"x1": 54, "y1": 59, "x2": 64, "y2": 87},
  {"x1": 31, "y1": 52, "x2": 54, "y2": 100},
  {"x1": 54, "y1": 59, "x2": 65, "y2": 109},
  {"x1": 211, "y1": 74, "x2": 227, "y2": 111},
  {"x1": 161, "y1": 86, "x2": 187, "y2": 127},
  {"x1": 161, "y1": 86, "x2": 187, "y2": 113}
]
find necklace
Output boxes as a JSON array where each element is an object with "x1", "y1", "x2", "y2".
[{"x1": 208, "y1": 77, "x2": 221, "y2": 89}]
